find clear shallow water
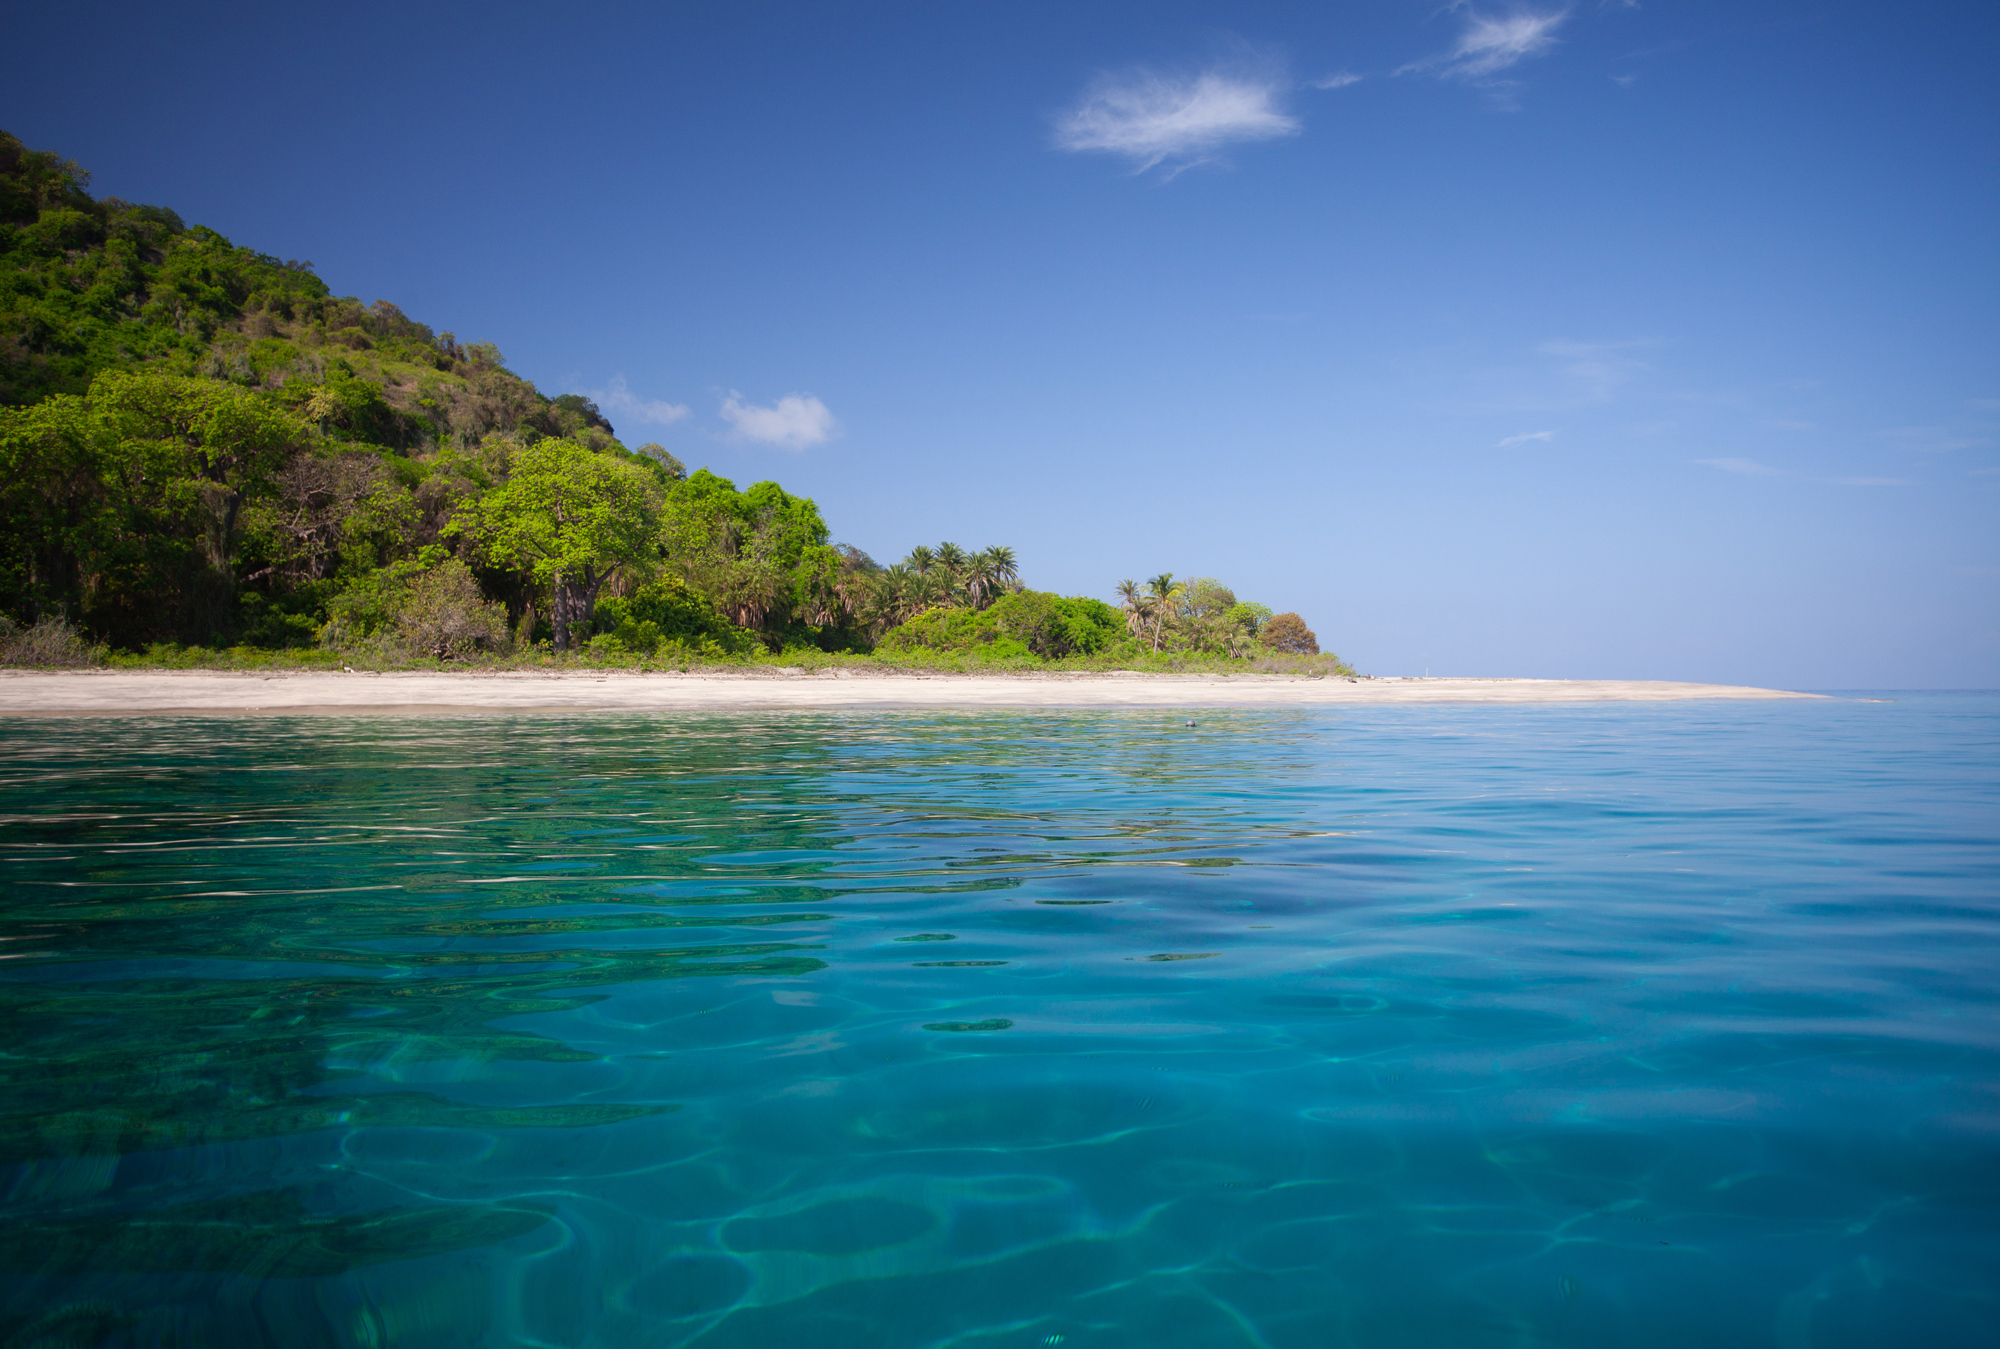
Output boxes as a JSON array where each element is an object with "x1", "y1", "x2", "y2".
[{"x1": 0, "y1": 696, "x2": 1995, "y2": 1348}]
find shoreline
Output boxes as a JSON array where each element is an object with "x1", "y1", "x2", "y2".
[{"x1": 0, "y1": 670, "x2": 1824, "y2": 716}]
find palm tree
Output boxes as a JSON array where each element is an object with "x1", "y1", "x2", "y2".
[
  {"x1": 830, "y1": 545, "x2": 879, "y2": 624},
  {"x1": 1144, "y1": 572, "x2": 1182, "y2": 653},
  {"x1": 965, "y1": 554, "x2": 998, "y2": 610},
  {"x1": 870, "y1": 564, "x2": 920, "y2": 630},
  {"x1": 934, "y1": 542, "x2": 969, "y2": 603},
  {"x1": 906, "y1": 544, "x2": 935, "y2": 576},
  {"x1": 1115, "y1": 578, "x2": 1147, "y2": 639},
  {"x1": 981, "y1": 545, "x2": 1020, "y2": 595}
]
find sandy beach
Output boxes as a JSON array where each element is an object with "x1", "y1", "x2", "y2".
[{"x1": 0, "y1": 670, "x2": 1822, "y2": 716}]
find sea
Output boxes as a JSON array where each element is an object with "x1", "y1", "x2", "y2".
[{"x1": 0, "y1": 694, "x2": 1995, "y2": 1348}]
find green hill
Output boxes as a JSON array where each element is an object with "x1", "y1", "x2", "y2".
[
  {"x1": 0, "y1": 129, "x2": 1341, "y2": 673},
  {"x1": 0, "y1": 128, "x2": 836, "y2": 654}
]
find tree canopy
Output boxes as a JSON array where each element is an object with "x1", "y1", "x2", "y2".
[{"x1": 449, "y1": 438, "x2": 661, "y2": 648}]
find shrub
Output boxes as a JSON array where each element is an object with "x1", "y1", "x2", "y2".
[
  {"x1": 986, "y1": 591, "x2": 1063, "y2": 655},
  {"x1": 880, "y1": 592, "x2": 1126, "y2": 659},
  {"x1": 1052, "y1": 596, "x2": 1125, "y2": 655},
  {"x1": 876, "y1": 606, "x2": 989, "y2": 654},
  {"x1": 319, "y1": 552, "x2": 508, "y2": 659},
  {"x1": 0, "y1": 615, "x2": 103, "y2": 667},
  {"x1": 594, "y1": 577, "x2": 751, "y2": 656},
  {"x1": 394, "y1": 560, "x2": 509, "y2": 659}
]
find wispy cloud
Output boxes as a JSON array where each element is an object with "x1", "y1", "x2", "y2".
[
  {"x1": 1456, "y1": 337, "x2": 1657, "y2": 417},
  {"x1": 1314, "y1": 70, "x2": 1364, "y2": 90},
  {"x1": 1055, "y1": 63, "x2": 1299, "y2": 173},
  {"x1": 719, "y1": 391, "x2": 837, "y2": 449},
  {"x1": 1402, "y1": 7, "x2": 1571, "y2": 84},
  {"x1": 593, "y1": 374, "x2": 688, "y2": 428},
  {"x1": 1450, "y1": 9, "x2": 1571, "y2": 78},
  {"x1": 1886, "y1": 426, "x2": 1990, "y2": 454},
  {"x1": 1498, "y1": 430, "x2": 1555, "y2": 447},
  {"x1": 1538, "y1": 338, "x2": 1651, "y2": 404},
  {"x1": 1695, "y1": 457, "x2": 1780, "y2": 476}
]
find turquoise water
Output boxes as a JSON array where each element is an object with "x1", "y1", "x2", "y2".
[{"x1": 1, "y1": 696, "x2": 1996, "y2": 1347}]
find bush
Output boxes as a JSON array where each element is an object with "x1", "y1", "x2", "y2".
[
  {"x1": 319, "y1": 552, "x2": 508, "y2": 659},
  {"x1": 0, "y1": 615, "x2": 103, "y2": 667},
  {"x1": 394, "y1": 560, "x2": 509, "y2": 659},
  {"x1": 1051, "y1": 596, "x2": 1125, "y2": 655},
  {"x1": 972, "y1": 636, "x2": 1035, "y2": 662},
  {"x1": 594, "y1": 578, "x2": 751, "y2": 656},
  {"x1": 986, "y1": 592, "x2": 1064, "y2": 655},
  {"x1": 879, "y1": 592, "x2": 1126, "y2": 660},
  {"x1": 876, "y1": 605, "x2": 988, "y2": 654}
]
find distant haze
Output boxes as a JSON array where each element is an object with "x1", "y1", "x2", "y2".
[{"x1": 4, "y1": 0, "x2": 1994, "y2": 687}]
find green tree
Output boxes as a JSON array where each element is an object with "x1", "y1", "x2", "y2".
[
  {"x1": 0, "y1": 393, "x2": 105, "y2": 625},
  {"x1": 634, "y1": 443, "x2": 686, "y2": 480},
  {"x1": 449, "y1": 439, "x2": 660, "y2": 650},
  {"x1": 659, "y1": 470, "x2": 834, "y2": 638},
  {"x1": 90, "y1": 371, "x2": 306, "y2": 632},
  {"x1": 1143, "y1": 572, "x2": 1183, "y2": 653},
  {"x1": 966, "y1": 545, "x2": 1019, "y2": 609},
  {"x1": 934, "y1": 542, "x2": 969, "y2": 601},
  {"x1": 592, "y1": 576, "x2": 748, "y2": 656},
  {"x1": 1167, "y1": 577, "x2": 1241, "y2": 654},
  {"x1": 1223, "y1": 601, "x2": 1273, "y2": 656},
  {"x1": 1115, "y1": 578, "x2": 1149, "y2": 641}
]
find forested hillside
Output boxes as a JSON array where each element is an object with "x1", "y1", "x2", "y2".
[{"x1": 0, "y1": 130, "x2": 1341, "y2": 670}]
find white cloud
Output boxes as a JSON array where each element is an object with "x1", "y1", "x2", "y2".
[
  {"x1": 1695, "y1": 457, "x2": 1779, "y2": 476},
  {"x1": 1314, "y1": 70, "x2": 1364, "y2": 90},
  {"x1": 1498, "y1": 430, "x2": 1555, "y2": 446},
  {"x1": 1055, "y1": 67, "x2": 1299, "y2": 172},
  {"x1": 1403, "y1": 8, "x2": 1570, "y2": 84},
  {"x1": 1886, "y1": 425, "x2": 1989, "y2": 453},
  {"x1": 593, "y1": 374, "x2": 688, "y2": 428},
  {"x1": 1537, "y1": 338, "x2": 1651, "y2": 403},
  {"x1": 719, "y1": 391, "x2": 837, "y2": 449},
  {"x1": 1448, "y1": 9, "x2": 1570, "y2": 78}
]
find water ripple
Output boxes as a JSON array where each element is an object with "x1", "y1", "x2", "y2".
[{"x1": 0, "y1": 700, "x2": 1995, "y2": 1345}]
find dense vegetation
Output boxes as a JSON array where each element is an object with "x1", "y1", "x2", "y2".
[{"x1": 0, "y1": 130, "x2": 1349, "y2": 673}]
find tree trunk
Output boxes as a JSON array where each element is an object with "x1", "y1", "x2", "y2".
[{"x1": 550, "y1": 564, "x2": 606, "y2": 651}]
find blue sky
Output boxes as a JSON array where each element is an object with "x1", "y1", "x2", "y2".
[{"x1": 6, "y1": 0, "x2": 1995, "y2": 686}]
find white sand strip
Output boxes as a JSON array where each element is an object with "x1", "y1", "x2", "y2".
[{"x1": 0, "y1": 671, "x2": 1822, "y2": 716}]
